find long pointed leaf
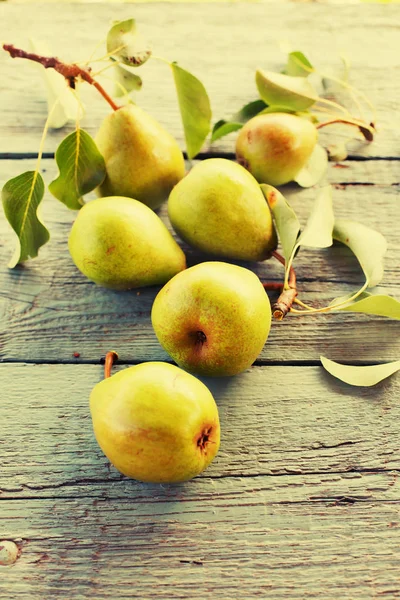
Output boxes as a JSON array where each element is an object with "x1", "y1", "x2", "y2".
[
  {"x1": 321, "y1": 356, "x2": 400, "y2": 387},
  {"x1": 261, "y1": 184, "x2": 300, "y2": 263}
]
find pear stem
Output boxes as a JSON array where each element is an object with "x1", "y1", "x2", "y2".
[
  {"x1": 104, "y1": 351, "x2": 119, "y2": 379},
  {"x1": 269, "y1": 251, "x2": 298, "y2": 321},
  {"x1": 3, "y1": 44, "x2": 120, "y2": 112}
]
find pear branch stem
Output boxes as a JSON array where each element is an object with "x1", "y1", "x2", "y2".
[
  {"x1": 268, "y1": 251, "x2": 298, "y2": 321},
  {"x1": 3, "y1": 43, "x2": 120, "y2": 112},
  {"x1": 104, "y1": 351, "x2": 119, "y2": 379},
  {"x1": 316, "y1": 118, "x2": 375, "y2": 141}
]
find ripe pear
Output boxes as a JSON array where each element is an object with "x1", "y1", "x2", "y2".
[
  {"x1": 90, "y1": 361, "x2": 220, "y2": 483},
  {"x1": 236, "y1": 112, "x2": 317, "y2": 186},
  {"x1": 68, "y1": 196, "x2": 186, "y2": 289},
  {"x1": 168, "y1": 158, "x2": 277, "y2": 261},
  {"x1": 95, "y1": 104, "x2": 186, "y2": 209},
  {"x1": 152, "y1": 261, "x2": 271, "y2": 377}
]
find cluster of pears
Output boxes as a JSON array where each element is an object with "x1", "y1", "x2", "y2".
[{"x1": 70, "y1": 105, "x2": 296, "y2": 485}]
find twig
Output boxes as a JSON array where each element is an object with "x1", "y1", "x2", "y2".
[
  {"x1": 3, "y1": 44, "x2": 120, "y2": 112},
  {"x1": 270, "y1": 251, "x2": 298, "y2": 321}
]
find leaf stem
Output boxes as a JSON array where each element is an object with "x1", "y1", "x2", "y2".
[
  {"x1": 104, "y1": 351, "x2": 119, "y2": 379},
  {"x1": 3, "y1": 43, "x2": 120, "y2": 112},
  {"x1": 316, "y1": 117, "x2": 375, "y2": 141}
]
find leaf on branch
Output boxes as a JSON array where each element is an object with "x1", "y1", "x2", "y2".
[
  {"x1": 29, "y1": 39, "x2": 79, "y2": 129},
  {"x1": 2, "y1": 171, "x2": 49, "y2": 268},
  {"x1": 107, "y1": 19, "x2": 152, "y2": 67},
  {"x1": 211, "y1": 100, "x2": 266, "y2": 143},
  {"x1": 261, "y1": 184, "x2": 300, "y2": 264},
  {"x1": 113, "y1": 63, "x2": 143, "y2": 97},
  {"x1": 171, "y1": 62, "x2": 212, "y2": 159},
  {"x1": 211, "y1": 121, "x2": 242, "y2": 143},
  {"x1": 294, "y1": 144, "x2": 328, "y2": 188},
  {"x1": 321, "y1": 356, "x2": 400, "y2": 387},
  {"x1": 49, "y1": 129, "x2": 106, "y2": 210},
  {"x1": 333, "y1": 220, "x2": 387, "y2": 287},
  {"x1": 295, "y1": 185, "x2": 334, "y2": 249},
  {"x1": 284, "y1": 51, "x2": 314, "y2": 78},
  {"x1": 330, "y1": 292, "x2": 400, "y2": 320},
  {"x1": 256, "y1": 69, "x2": 317, "y2": 111}
]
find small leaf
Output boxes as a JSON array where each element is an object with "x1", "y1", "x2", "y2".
[
  {"x1": 2, "y1": 171, "x2": 49, "y2": 268},
  {"x1": 231, "y1": 99, "x2": 267, "y2": 122},
  {"x1": 49, "y1": 129, "x2": 106, "y2": 210},
  {"x1": 113, "y1": 64, "x2": 142, "y2": 97},
  {"x1": 327, "y1": 143, "x2": 348, "y2": 162},
  {"x1": 294, "y1": 144, "x2": 328, "y2": 188},
  {"x1": 211, "y1": 100, "x2": 266, "y2": 143},
  {"x1": 171, "y1": 63, "x2": 212, "y2": 159},
  {"x1": 332, "y1": 292, "x2": 400, "y2": 319},
  {"x1": 261, "y1": 184, "x2": 300, "y2": 264},
  {"x1": 321, "y1": 356, "x2": 400, "y2": 387},
  {"x1": 284, "y1": 51, "x2": 314, "y2": 77},
  {"x1": 29, "y1": 39, "x2": 78, "y2": 129},
  {"x1": 256, "y1": 69, "x2": 317, "y2": 111},
  {"x1": 296, "y1": 185, "x2": 334, "y2": 249},
  {"x1": 333, "y1": 220, "x2": 387, "y2": 287},
  {"x1": 211, "y1": 121, "x2": 242, "y2": 143},
  {"x1": 107, "y1": 19, "x2": 151, "y2": 67}
]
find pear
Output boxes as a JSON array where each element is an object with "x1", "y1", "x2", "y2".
[
  {"x1": 236, "y1": 112, "x2": 317, "y2": 186},
  {"x1": 168, "y1": 158, "x2": 277, "y2": 261},
  {"x1": 95, "y1": 104, "x2": 186, "y2": 209},
  {"x1": 152, "y1": 261, "x2": 271, "y2": 377},
  {"x1": 68, "y1": 196, "x2": 186, "y2": 289},
  {"x1": 90, "y1": 360, "x2": 220, "y2": 483}
]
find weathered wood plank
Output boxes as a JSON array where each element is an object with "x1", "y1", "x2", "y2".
[
  {"x1": 1, "y1": 364, "x2": 399, "y2": 494},
  {"x1": 0, "y1": 2, "x2": 399, "y2": 156},
  {"x1": 0, "y1": 496, "x2": 399, "y2": 599},
  {"x1": 0, "y1": 159, "x2": 399, "y2": 363}
]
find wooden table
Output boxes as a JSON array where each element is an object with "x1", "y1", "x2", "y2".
[{"x1": 1, "y1": 2, "x2": 399, "y2": 598}]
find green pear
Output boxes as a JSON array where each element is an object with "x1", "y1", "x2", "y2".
[
  {"x1": 68, "y1": 196, "x2": 186, "y2": 290},
  {"x1": 90, "y1": 361, "x2": 220, "y2": 483},
  {"x1": 95, "y1": 104, "x2": 186, "y2": 209},
  {"x1": 168, "y1": 158, "x2": 277, "y2": 261},
  {"x1": 236, "y1": 112, "x2": 317, "y2": 186},
  {"x1": 152, "y1": 261, "x2": 271, "y2": 377}
]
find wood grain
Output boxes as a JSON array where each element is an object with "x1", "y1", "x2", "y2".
[
  {"x1": 1, "y1": 364, "x2": 399, "y2": 494},
  {"x1": 1, "y1": 159, "x2": 399, "y2": 364},
  {"x1": 0, "y1": 497, "x2": 400, "y2": 598},
  {"x1": 0, "y1": 2, "x2": 399, "y2": 156}
]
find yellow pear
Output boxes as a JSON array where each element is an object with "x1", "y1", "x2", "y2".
[
  {"x1": 168, "y1": 158, "x2": 277, "y2": 261},
  {"x1": 152, "y1": 261, "x2": 271, "y2": 376},
  {"x1": 90, "y1": 359, "x2": 220, "y2": 483},
  {"x1": 95, "y1": 104, "x2": 186, "y2": 209},
  {"x1": 236, "y1": 112, "x2": 317, "y2": 186},
  {"x1": 68, "y1": 196, "x2": 186, "y2": 289}
]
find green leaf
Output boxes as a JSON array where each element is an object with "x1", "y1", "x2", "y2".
[
  {"x1": 256, "y1": 69, "x2": 317, "y2": 111},
  {"x1": 107, "y1": 19, "x2": 152, "y2": 67},
  {"x1": 211, "y1": 121, "x2": 242, "y2": 143},
  {"x1": 49, "y1": 129, "x2": 106, "y2": 210},
  {"x1": 261, "y1": 184, "x2": 300, "y2": 264},
  {"x1": 211, "y1": 100, "x2": 266, "y2": 143},
  {"x1": 171, "y1": 63, "x2": 212, "y2": 159},
  {"x1": 331, "y1": 292, "x2": 400, "y2": 319},
  {"x1": 296, "y1": 185, "x2": 334, "y2": 249},
  {"x1": 294, "y1": 144, "x2": 328, "y2": 188},
  {"x1": 321, "y1": 356, "x2": 400, "y2": 387},
  {"x1": 333, "y1": 220, "x2": 387, "y2": 287},
  {"x1": 29, "y1": 39, "x2": 78, "y2": 129},
  {"x1": 231, "y1": 99, "x2": 267, "y2": 122},
  {"x1": 2, "y1": 171, "x2": 49, "y2": 268},
  {"x1": 284, "y1": 51, "x2": 314, "y2": 77},
  {"x1": 113, "y1": 64, "x2": 142, "y2": 97}
]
